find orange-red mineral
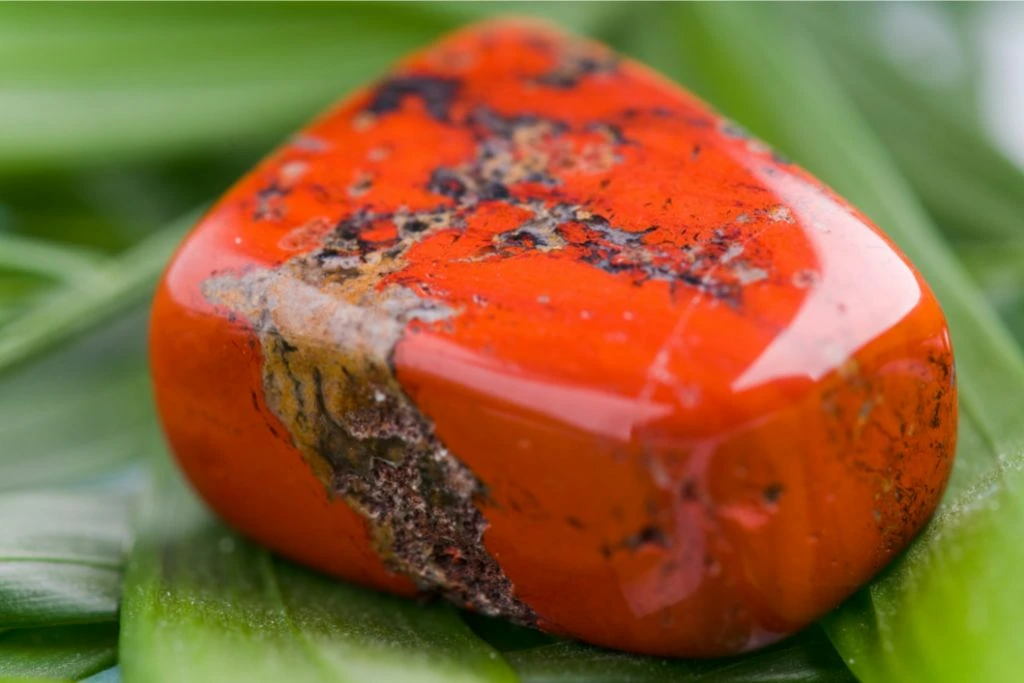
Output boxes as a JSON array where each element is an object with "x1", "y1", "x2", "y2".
[{"x1": 150, "y1": 20, "x2": 957, "y2": 657}]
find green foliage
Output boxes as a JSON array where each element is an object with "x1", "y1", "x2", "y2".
[
  {"x1": 0, "y1": 624, "x2": 117, "y2": 682},
  {"x1": 0, "y1": 313, "x2": 156, "y2": 491},
  {"x1": 505, "y1": 628, "x2": 853, "y2": 683},
  {"x1": 791, "y1": 4, "x2": 1024, "y2": 245},
  {"x1": 0, "y1": 493, "x2": 132, "y2": 629},
  {"x1": 1, "y1": 2, "x2": 1022, "y2": 681},
  {"x1": 0, "y1": 213, "x2": 195, "y2": 378}
]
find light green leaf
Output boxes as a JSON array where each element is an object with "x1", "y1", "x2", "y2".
[
  {"x1": 463, "y1": 612, "x2": 852, "y2": 681},
  {"x1": 0, "y1": 234, "x2": 104, "y2": 284},
  {"x1": 791, "y1": 4, "x2": 1024, "y2": 244},
  {"x1": 0, "y1": 493, "x2": 132, "y2": 629},
  {"x1": 0, "y1": 210, "x2": 196, "y2": 379},
  {"x1": 434, "y1": 1, "x2": 630, "y2": 36},
  {"x1": 119, "y1": 458, "x2": 518, "y2": 683},
  {"x1": 505, "y1": 627, "x2": 853, "y2": 683},
  {"x1": 959, "y1": 242, "x2": 1024, "y2": 343},
  {"x1": 0, "y1": 310, "x2": 156, "y2": 491},
  {"x1": 0, "y1": 624, "x2": 117, "y2": 681},
  {"x1": 665, "y1": 4, "x2": 1024, "y2": 682}
]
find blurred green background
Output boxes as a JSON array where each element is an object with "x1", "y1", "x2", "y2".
[{"x1": 0, "y1": 3, "x2": 1022, "y2": 682}]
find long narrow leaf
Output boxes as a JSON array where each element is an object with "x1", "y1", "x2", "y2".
[
  {"x1": 791, "y1": 4, "x2": 1024, "y2": 244},
  {"x1": 0, "y1": 4, "x2": 452, "y2": 172},
  {"x1": 0, "y1": 310, "x2": 156, "y2": 491},
  {"x1": 959, "y1": 242, "x2": 1024, "y2": 344},
  {"x1": 81, "y1": 666, "x2": 121, "y2": 683},
  {"x1": 505, "y1": 627, "x2": 853, "y2": 683},
  {"x1": 0, "y1": 623, "x2": 117, "y2": 681},
  {"x1": 0, "y1": 493, "x2": 132, "y2": 629},
  {"x1": 0, "y1": 234, "x2": 104, "y2": 283},
  {"x1": 0, "y1": 209, "x2": 197, "y2": 379}
]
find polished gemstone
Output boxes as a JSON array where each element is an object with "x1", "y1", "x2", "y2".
[{"x1": 150, "y1": 20, "x2": 957, "y2": 657}]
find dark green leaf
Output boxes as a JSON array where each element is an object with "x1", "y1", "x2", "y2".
[
  {"x1": 119, "y1": 458, "x2": 517, "y2": 683},
  {"x1": 0, "y1": 493, "x2": 132, "y2": 629},
  {"x1": 0, "y1": 623, "x2": 117, "y2": 681},
  {"x1": 506, "y1": 627, "x2": 853, "y2": 683},
  {"x1": 461, "y1": 612, "x2": 560, "y2": 654},
  {"x1": 0, "y1": 162, "x2": 232, "y2": 252},
  {"x1": 0, "y1": 271, "x2": 49, "y2": 328}
]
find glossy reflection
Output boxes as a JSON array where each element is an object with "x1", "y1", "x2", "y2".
[{"x1": 733, "y1": 168, "x2": 923, "y2": 391}]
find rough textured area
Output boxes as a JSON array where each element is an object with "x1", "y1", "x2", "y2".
[
  {"x1": 328, "y1": 102, "x2": 776, "y2": 305},
  {"x1": 202, "y1": 257, "x2": 536, "y2": 624}
]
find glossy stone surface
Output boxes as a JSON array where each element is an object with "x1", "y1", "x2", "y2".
[{"x1": 150, "y1": 21, "x2": 957, "y2": 657}]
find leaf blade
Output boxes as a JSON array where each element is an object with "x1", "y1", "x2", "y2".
[
  {"x1": 0, "y1": 493, "x2": 132, "y2": 629},
  {"x1": 0, "y1": 309, "x2": 157, "y2": 491},
  {"x1": 0, "y1": 209, "x2": 197, "y2": 379},
  {"x1": 505, "y1": 627, "x2": 853, "y2": 683},
  {"x1": 0, "y1": 623, "x2": 118, "y2": 681}
]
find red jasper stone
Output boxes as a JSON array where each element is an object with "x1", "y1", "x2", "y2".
[{"x1": 150, "y1": 20, "x2": 957, "y2": 657}]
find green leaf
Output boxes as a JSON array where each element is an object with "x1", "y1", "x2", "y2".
[
  {"x1": 460, "y1": 613, "x2": 560, "y2": 653},
  {"x1": 0, "y1": 310, "x2": 156, "y2": 491},
  {"x1": 0, "y1": 624, "x2": 117, "y2": 681},
  {"x1": 0, "y1": 493, "x2": 132, "y2": 629},
  {"x1": 505, "y1": 627, "x2": 853, "y2": 683},
  {"x1": 0, "y1": 234, "x2": 104, "y2": 284},
  {"x1": 0, "y1": 271, "x2": 48, "y2": 328},
  {"x1": 0, "y1": 209, "x2": 197, "y2": 379},
  {"x1": 119, "y1": 458, "x2": 518, "y2": 683},
  {"x1": 434, "y1": 1, "x2": 631, "y2": 37},
  {"x1": 958, "y1": 242, "x2": 1024, "y2": 344},
  {"x1": 0, "y1": 163, "x2": 229, "y2": 252},
  {"x1": 663, "y1": 4, "x2": 1024, "y2": 682},
  {"x1": 791, "y1": 4, "x2": 1024, "y2": 244},
  {"x1": 0, "y1": 4, "x2": 453, "y2": 172}
]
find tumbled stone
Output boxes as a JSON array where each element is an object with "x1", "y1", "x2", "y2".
[{"x1": 150, "y1": 20, "x2": 957, "y2": 657}]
